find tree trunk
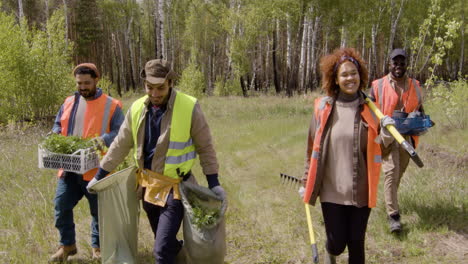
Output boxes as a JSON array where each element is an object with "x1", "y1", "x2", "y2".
[
  {"x1": 138, "y1": 24, "x2": 142, "y2": 87},
  {"x1": 459, "y1": 9, "x2": 465, "y2": 76},
  {"x1": 286, "y1": 16, "x2": 292, "y2": 95},
  {"x1": 45, "y1": 0, "x2": 51, "y2": 49},
  {"x1": 370, "y1": 23, "x2": 378, "y2": 82},
  {"x1": 298, "y1": 18, "x2": 308, "y2": 93},
  {"x1": 386, "y1": 0, "x2": 405, "y2": 72},
  {"x1": 63, "y1": 0, "x2": 68, "y2": 49},
  {"x1": 45, "y1": 0, "x2": 49, "y2": 20},
  {"x1": 265, "y1": 34, "x2": 270, "y2": 91},
  {"x1": 324, "y1": 24, "x2": 329, "y2": 55},
  {"x1": 154, "y1": 0, "x2": 161, "y2": 59},
  {"x1": 158, "y1": 0, "x2": 166, "y2": 59},
  {"x1": 309, "y1": 15, "x2": 320, "y2": 90},
  {"x1": 117, "y1": 33, "x2": 127, "y2": 92},
  {"x1": 340, "y1": 25, "x2": 347, "y2": 48},
  {"x1": 18, "y1": 0, "x2": 24, "y2": 22},
  {"x1": 272, "y1": 20, "x2": 281, "y2": 94},
  {"x1": 112, "y1": 33, "x2": 122, "y2": 96},
  {"x1": 126, "y1": 17, "x2": 136, "y2": 91},
  {"x1": 370, "y1": 6, "x2": 384, "y2": 80},
  {"x1": 240, "y1": 76, "x2": 248, "y2": 97},
  {"x1": 361, "y1": 29, "x2": 365, "y2": 59}
]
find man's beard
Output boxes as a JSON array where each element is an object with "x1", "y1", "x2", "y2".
[{"x1": 79, "y1": 88, "x2": 96, "y2": 99}]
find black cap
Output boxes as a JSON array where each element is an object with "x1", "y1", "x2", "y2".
[{"x1": 390, "y1": 48, "x2": 407, "y2": 60}]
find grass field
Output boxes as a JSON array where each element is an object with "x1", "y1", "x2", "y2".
[{"x1": 0, "y1": 92, "x2": 466, "y2": 263}]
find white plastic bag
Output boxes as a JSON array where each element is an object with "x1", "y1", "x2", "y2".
[{"x1": 89, "y1": 166, "x2": 139, "y2": 264}]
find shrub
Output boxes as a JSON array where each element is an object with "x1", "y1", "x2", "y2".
[
  {"x1": 425, "y1": 78, "x2": 467, "y2": 129},
  {"x1": 0, "y1": 9, "x2": 73, "y2": 123},
  {"x1": 177, "y1": 61, "x2": 206, "y2": 98}
]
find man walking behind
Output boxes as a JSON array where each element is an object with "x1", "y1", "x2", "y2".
[
  {"x1": 88, "y1": 59, "x2": 226, "y2": 264},
  {"x1": 370, "y1": 49, "x2": 424, "y2": 233},
  {"x1": 50, "y1": 63, "x2": 124, "y2": 261}
]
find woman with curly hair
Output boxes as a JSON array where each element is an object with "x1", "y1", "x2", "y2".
[{"x1": 301, "y1": 48, "x2": 394, "y2": 264}]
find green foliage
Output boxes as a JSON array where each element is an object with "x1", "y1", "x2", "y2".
[
  {"x1": 188, "y1": 193, "x2": 221, "y2": 229},
  {"x1": 409, "y1": 0, "x2": 462, "y2": 82},
  {"x1": 99, "y1": 75, "x2": 121, "y2": 98},
  {"x1": 177, "y1": 59, "x2": 206, "y2": 98},
  {"x1": 426, "y1": 78, "x2": 468, "y2": 129},
  {"x1": 214, "y1": 72, "x2": 243, "y2": 96},
  {"x1": 42, "y1": 134, "x2": 94, "y2": 154},
  {"x1": 0, "y1": 9, "x2": 73, "y2": 123}
]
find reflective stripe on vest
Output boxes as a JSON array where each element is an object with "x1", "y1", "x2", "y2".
[
  {"x1": 130, "y1": 91, "x2": 197, "y2": 179},
  {"x1": 164, "y1": 92, "x2": 197, "y2": 178},
  {"x1": 303, "y1": 97, "x2": 382, "y2": 208},
  {"x1": 375, "y1": 76, "x2": 422, "y2": 115},
  {"x1": 373, "y1": 76, "x2": 422, "y2": 147},
  {"x1": 60, "y1": 93, "x2": 122, "y2": 180},
  {"x1": 61, "y1": 94, "x2": 120, "y2": 138}
]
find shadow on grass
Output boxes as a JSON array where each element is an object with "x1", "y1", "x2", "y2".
[{"x1": 402, "y1": 199, "x2": 467, "y2": 235}]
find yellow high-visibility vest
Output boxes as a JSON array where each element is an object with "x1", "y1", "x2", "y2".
[{"x1": 130, "y1": 90, "x2": 197, "y2": 179}]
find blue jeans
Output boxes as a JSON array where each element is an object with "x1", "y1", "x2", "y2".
[
  {"x1": 142, "y1": 189, "x2": 183, "y2": 264},
  {"x1": 54, "y1": 172, "x2": 99, "y2": 248}
]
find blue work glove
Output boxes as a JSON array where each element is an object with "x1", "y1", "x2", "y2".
[{"x1": 86, "y1": 177, "x2": 98, "y2": 194}]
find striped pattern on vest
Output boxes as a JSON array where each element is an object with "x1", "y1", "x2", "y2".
[
  {"x1": 130, "y1": 91, "x2": 197, "y2": 179},
  {"x1": 60, "y1": 93, "x2": 121, "y2": 180},
  {"x1": 374, "y1": 76, "x2": 422, "y2": 116}
]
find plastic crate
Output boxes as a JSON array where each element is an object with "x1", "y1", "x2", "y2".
[
  {"x1": 38, "y1": 146, "x2": 99, "y2": 174},
  {"x1": 393, "y1": 115, "x2": 433, "y2": 135}
]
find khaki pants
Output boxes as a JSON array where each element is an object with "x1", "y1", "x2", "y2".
[{"x1": 382, "y1": 139, "x2": 411, "y2": 216}]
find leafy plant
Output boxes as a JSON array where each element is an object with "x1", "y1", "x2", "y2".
[
  {"x1": 188, "y1": 193, "x2": 221, "y2": 229},
  {"x1": 426, "y1": 78, "x2": 468, "y2": 129},
  {"x1": 177, "y1": 54, "x2": 206, "y2": 98},
  {"x1": 42, "y1": 134, "x2": 94, "y2": 154}
]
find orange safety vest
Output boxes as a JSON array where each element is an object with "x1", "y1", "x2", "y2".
[
  {"x1": 60, "y1": 93, "x2": 122, "y2": 181},
  {"x1": 371, "y1": 75, "x2": 422, "y2": 147},
  {"x1": 303, "y1": 97, "x2": 382, "y2": 208}
]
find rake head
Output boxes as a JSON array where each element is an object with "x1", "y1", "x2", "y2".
[{"x1": 280, "y1": 173, "x2": 302, "y2": 187}]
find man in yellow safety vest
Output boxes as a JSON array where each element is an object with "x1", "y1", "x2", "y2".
[{"x1": 87, "y1": 59, "x2": 225, "y2": 264}]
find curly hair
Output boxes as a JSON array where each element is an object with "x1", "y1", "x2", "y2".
[{"x1": 319, "y1": 48, "x2": 368, "y2": 97}]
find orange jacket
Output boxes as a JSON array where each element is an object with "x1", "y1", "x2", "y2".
[
  {"x1": 60, "y1": 93, "x2": 122, "y2": 181},
  {"x1": 371, "y1": 74, "x2": 422, "y2": 147},
  {"x1": 303, "y1": 96, "x2": 382, "y2": 208}
]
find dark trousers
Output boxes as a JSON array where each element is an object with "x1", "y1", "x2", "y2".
[
  {"x1": 321, "y1": 202, "x2": 371, "y2": 264},
  {"x1": 54, "y1": 172, "x2": 99, "y2": 248},
  {"x1": 142, "y1": 189, "x2": 184, "y2": 264}
]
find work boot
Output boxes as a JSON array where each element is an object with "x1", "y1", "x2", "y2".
[
  {"x1": 92, "y1": 247, "x2": 101, "y2": 260},
  {"x1": 324, "y1": 251, "x2": 337, "y2": 264},
  {"x1": 49, "y1": 244, "x2": 77, "y2": 262},
  {"x1": 388, "y1": 213, "x2": 402, "y2": 233}
]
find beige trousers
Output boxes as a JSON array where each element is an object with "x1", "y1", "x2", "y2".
[{"x1": 382, "y1": 139, "x2": 411, "y2": 216}]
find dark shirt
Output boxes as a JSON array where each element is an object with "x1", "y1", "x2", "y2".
[{"x1": 144, "y1": 104, "x2": 167, "y2": 169}]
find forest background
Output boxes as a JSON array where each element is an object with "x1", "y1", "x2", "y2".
[{"x1": 0, "y1": 0, "x2": 466, "y2": 123}]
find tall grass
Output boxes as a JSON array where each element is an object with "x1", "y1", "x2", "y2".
[{"x1": 0, "y1": 91, "x2": 466, "y2": 263}]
